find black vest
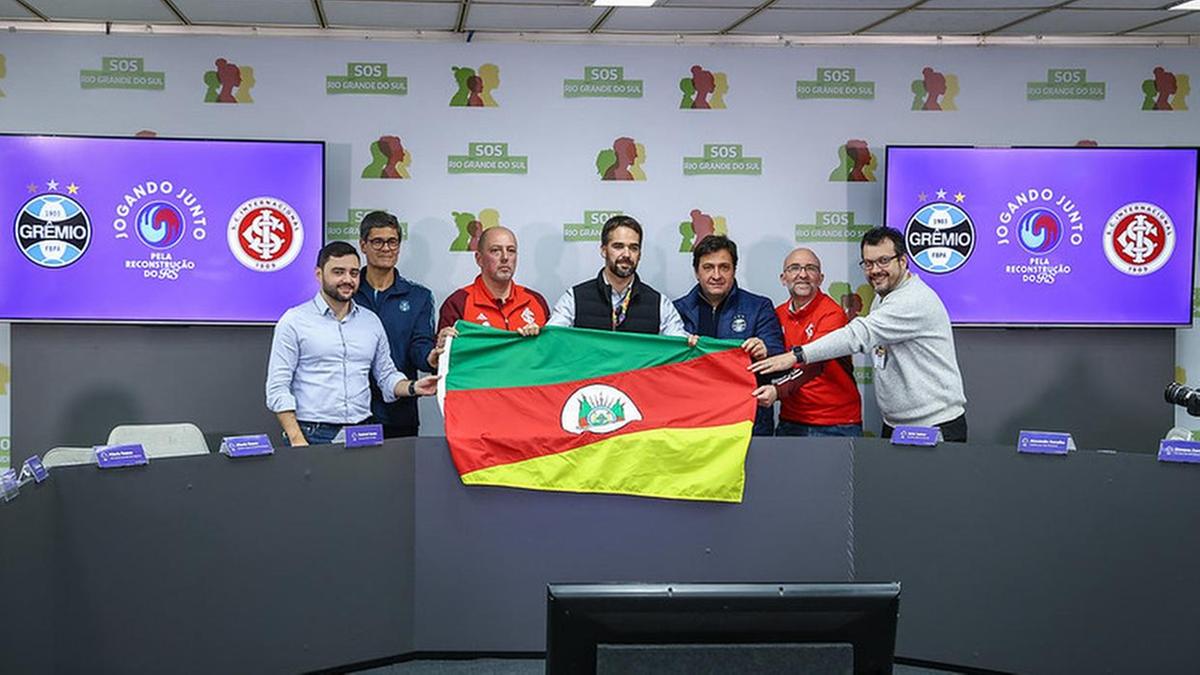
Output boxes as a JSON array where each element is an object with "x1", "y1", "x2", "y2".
[{"x1": 572, "y1": 271, "x2": 662, "y2": 334}]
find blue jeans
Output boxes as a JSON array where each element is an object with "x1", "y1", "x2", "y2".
[
  {"x1": 293, "y1": 421, "x2": 345, "y2": 446},
  {"x1": 776, "y1": 420, "x2": 863, "y2": 437}
]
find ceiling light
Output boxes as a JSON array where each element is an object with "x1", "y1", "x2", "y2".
[
  {"x1": 1169, "y1": 1, "x2": 1200, "y2": 10},
  {"x1": 594, "y1": 0, "x2": 657, "y2": 7}
]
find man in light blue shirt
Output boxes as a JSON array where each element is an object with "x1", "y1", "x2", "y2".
[{"x1": 266, "y1": 241, "x2": 437, "y2": 446}]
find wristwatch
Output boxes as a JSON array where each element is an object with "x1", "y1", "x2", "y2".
[
  {"x1": 407, "y1": 380, "x2": 417, "y2": 397},
  {"x1": 791, "y1": 346, "x2": 805, "y2": 364}
]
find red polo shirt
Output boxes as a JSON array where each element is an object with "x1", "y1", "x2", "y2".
[
  {"x1": 438, "y1": 275, "x2": 549, "y2": 332},
  {"x1": 775, "y1": 290, "x2": 862, "y2": 426}
]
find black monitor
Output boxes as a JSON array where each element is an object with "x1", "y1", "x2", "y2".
[{"x1": 546, "y1": 582, "x2": 900, "y2": 675}]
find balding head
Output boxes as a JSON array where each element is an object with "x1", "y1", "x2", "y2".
[
  {"x1": 475, "y1": 227, "x2": 518, "y2": 287},
  {"x1": 780, "y1": 247, "x2": 824, "y2": 308}
]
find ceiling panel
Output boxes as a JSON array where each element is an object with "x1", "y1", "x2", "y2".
[
  {"x1": 28, "y1": 0, "x2": 181, "y2": 22},
  {"x1": 663, "y1": 0, "x2": 774, "y2": 9},
  {"x1": 472, "y1": 0, "x2": 592, "y2": 4},
  {"x1": 866, "y1": 9, "x2": 1036, "y2": 34},
  {"x1": 325, "y1": 0, "x2": 459, "y2": 30},
  {"x1": 770, "y1": 0, "x2": 914, "y2": 7},
  {"x1": 0, "y1": 0, "x2": 35, "y2": 20},
  {"x1": 1069, "y1": 0, "x2": 1181, "y2": 7},
  {"x1": 466, "y1": 4, "x2": 604, "y2": 30},
  {"x1": 599, "y1": 7, "x2": 750, "y2": 32},
  {"x1": 1129, "y1": 9, "x2": 1200, "y2": 30},
  {"x1": 730, "y1": 8, "x2": 896, "y2": 34},
  {"x1": 922, "y1": 0, "x2": 1062, "y2": 7},
  {"x1": 992, "y1": 8, "x2": 1173, "y2": 33},
  {"x1": 172, "y1": 0, "x2": 319, "y2": 26}
]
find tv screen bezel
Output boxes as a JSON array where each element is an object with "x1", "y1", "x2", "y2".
[
  {"x1": 0, "y1": 132, "x2": 327, "y2": 326},
  {"x1": 545, "y1": 582, "x2": 901, "y2": 675},
  {"x1": 883, "y1": 144, "x2": 1200, "y2": 329}
]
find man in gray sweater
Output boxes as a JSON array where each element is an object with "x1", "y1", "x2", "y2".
[{"x1": 750, "y1": 226, "x2": 967, "y2": 441}]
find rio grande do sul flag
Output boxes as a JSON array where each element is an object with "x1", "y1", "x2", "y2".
[{"x1": 437, "y1": 322, "x2": 757, "y2": 503}]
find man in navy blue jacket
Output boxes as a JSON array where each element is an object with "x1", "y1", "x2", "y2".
[
  {"x1": 352, "y1": 211, "x2": 437, "y2": 438},
  {"x1": 674, "y1": 235, "x2": 785, "y2": 436}
]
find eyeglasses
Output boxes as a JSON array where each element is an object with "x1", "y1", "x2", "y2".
[
  {"x1": 367, "y1": 237, "x2": 401, "y2": 251},
  {"x1": 783, "y1": 264, "x2": 821, "y2": 275},
  {"x1": 859, "y1": 255, "x2": 899, "y2": 271}
]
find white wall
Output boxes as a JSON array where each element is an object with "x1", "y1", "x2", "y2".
[{"x1": 0, "y1": 34, "x2": 1198, "y2": 438}]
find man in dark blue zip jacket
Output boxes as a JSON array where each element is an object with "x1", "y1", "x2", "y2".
[
  {"x1": 352, "y1": 211, "x2": 437, "y2": 438},
  {"x1": 674, "y1": 235, "x2": 785, "y2": 436}
]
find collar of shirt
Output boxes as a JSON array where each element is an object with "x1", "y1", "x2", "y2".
[
  {"x1": 311, "y1": 292, "x2": 360, "y2": 321},
  {"x1": 787, "y1": 288, "x2": 826, "y2": 320}
]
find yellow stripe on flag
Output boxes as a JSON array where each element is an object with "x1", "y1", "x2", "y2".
[{"x1": 459, "y1": 421, "x2": 753, "y2": 503}]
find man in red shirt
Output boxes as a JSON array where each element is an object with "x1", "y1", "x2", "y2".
[
  {"x1": 437, "y1": 227, "x2": 549, "y2": 345},
  {"x1": 753, "y1": 247, "x2": 863, "y2": 436}
]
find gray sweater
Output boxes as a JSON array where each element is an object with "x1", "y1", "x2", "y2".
[{"x1": 802, "y1": 273, "x2": 966, "y2": 427}]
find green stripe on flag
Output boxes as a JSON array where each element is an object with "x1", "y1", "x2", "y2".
[{"x1": 445, "y1": 322, "x2": 744, "y2": 391}]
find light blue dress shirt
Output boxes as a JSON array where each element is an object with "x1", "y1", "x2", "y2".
[{"x1": 266, "y1": 293, "x2": 405, "y2": 424}]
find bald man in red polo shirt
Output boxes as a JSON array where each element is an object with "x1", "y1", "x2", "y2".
[
  {"x1": 753, "y1": 247, "x2": 863, "y2": 437},
  {"x1": 436, "y1": 227, "x2": 549, "y2": 347}
]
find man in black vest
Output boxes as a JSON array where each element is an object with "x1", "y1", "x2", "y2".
[{"x1": 547, "y1": 215, "x2": 689, "y2": 337}]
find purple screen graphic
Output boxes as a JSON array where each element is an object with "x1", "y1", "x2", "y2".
[
  {"x1": 885, "y1": 146, "x2": 1198, "y2": 326},
  {"x1": 0, "y1": 135, "x2": 324, "y2": 323}
]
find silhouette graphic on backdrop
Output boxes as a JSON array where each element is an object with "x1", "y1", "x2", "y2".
[
  {"x1": 450, "y1": 209, "x2": 502, "y2": 251},
  {"x1": 910, "y1": 66, "x2": 958, "y2": 111},
  {"x1": 828, "y1": 140, "x2": 877, "y2": 182},
  {"x1": 679, "y1": 65, "x2": 727, "y2": 109},
  {"x1": 451, "y1": 65, "x2": 500, "y2": 107},
  {"x1": 361, "y1": 135, "x2": 411, "y2": 179},
  {"x1": 828, "y1": 281, "x2": 876, "y2": 320},
  {"x1": 678, "y1": 209, "x2": 727, "y2": 251},
  {"x1": 204, "y1": 58, "x2": 254, "y2": 103},
  {"x1": 596, "y1": 137, "x2": 646, "y2": 181},
  {"x1": 1142, "y1": 66, "x2": 1189, "y2": 111}
]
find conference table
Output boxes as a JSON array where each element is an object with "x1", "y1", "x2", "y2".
[{"x1": 1, "y1": 437, "x2": 1196, "y2": 674}]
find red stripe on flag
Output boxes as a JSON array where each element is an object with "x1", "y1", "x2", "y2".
[{"x1": 445, "y1": 348, "x2": 755, "y2": 475}]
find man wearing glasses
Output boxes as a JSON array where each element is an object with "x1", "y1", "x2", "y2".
[
  {"x1": 750, "y1": 247, "x2": 863, "y2": 437},
  {"x1": 353, "y1": 211, "x2": 437, "y2": 439},
  {"x1": 750, "y1": 226, "x2": 967, "y2": 442}
]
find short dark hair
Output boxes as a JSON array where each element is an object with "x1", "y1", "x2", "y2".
[
  {"x1": 317, "y1": 241, "x2": 360, "y2": 269},
  {"x1": 692, "y1": 234, "x2": 738, "y2": 270},
  {"x1": 601, "y1": 215, "x2": 642, "y2": 245},
  {"x1": 860, "y1": 226, "x2": 907, "y2": 258},
  {"x1": 359, "y1": 210, "x2": 402, "y2": 242}
]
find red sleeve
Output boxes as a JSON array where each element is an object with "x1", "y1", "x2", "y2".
[
  {"x1": 528, "y1": 289, "x2": 551, "y2": 325},
  {"x1": 437, "y1": 289, "x2": 468, "y2": 332}
]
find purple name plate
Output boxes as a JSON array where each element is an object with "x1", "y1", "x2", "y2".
[
  {"x1": 345, "y1": 424, "x2": 384, "y2": 448},
  {"x1": 22, "y1": 455, "x2": 49, "y2": 483},
  {"x1": 891, "y1": 425, "x2": 940, "y2": 446},
  {"x1": 220, "y1": 434, "x2": 275, "y2": 458},
  {"x1": 1158, "y1": 439, "x2": 1200, "y2": 464},
  {"x1": 1017, "y1": 430, "x2": 1074, "y2": 455},
  {"x1": 0, "y1": 468, "x2": 18, "y2": 501},
  {"x1": 94, "y1": 444, "x2": 149, "y2": 468}
]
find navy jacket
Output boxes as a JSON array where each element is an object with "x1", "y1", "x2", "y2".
[
  {"x1": 353, "y1": 270, "x2": 436, "y2": 433},
  {"x1": 674, "y1": 283, "x2": 785, "y2": 436}
]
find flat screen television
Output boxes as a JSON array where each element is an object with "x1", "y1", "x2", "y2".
[
  {"x1": 0, "y1": 134, "x2": 324, "y2": 323},
  {"x1": 884, "y1": 146, "x2": 1198, "y2": 326},
  {"x1": 546, "y1": 582, "x2": 900, "y2": 674}
]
